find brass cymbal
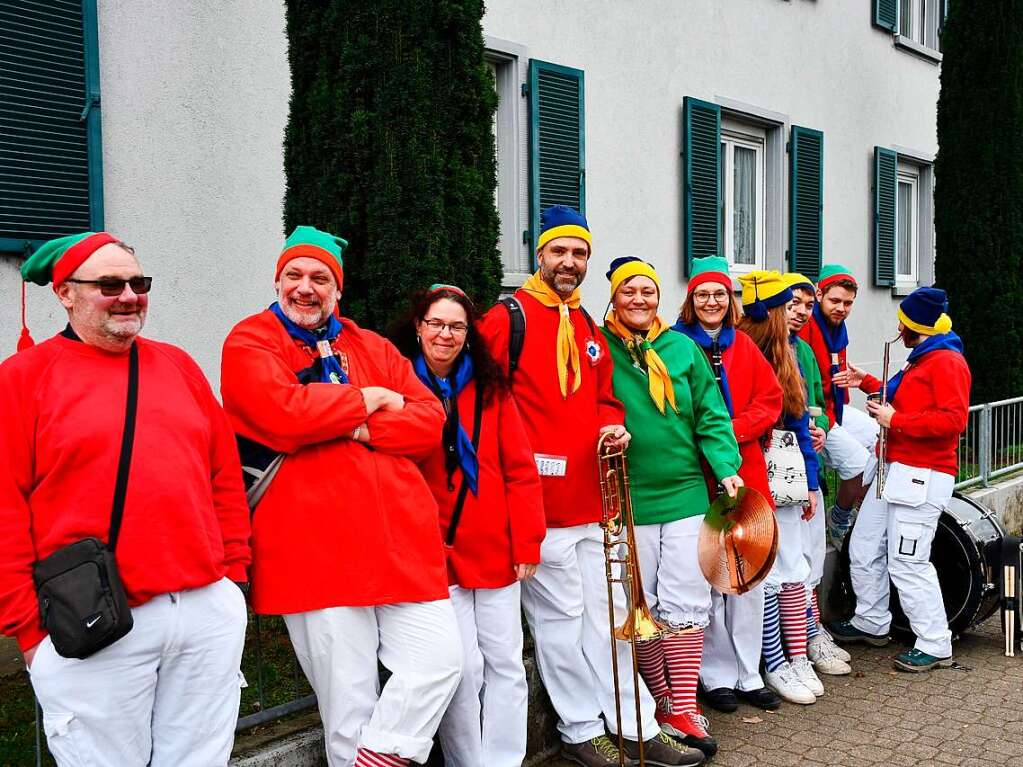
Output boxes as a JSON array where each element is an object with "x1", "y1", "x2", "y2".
[{"x1": 698, "y1": 487, "x2": 778, "y2": 595}]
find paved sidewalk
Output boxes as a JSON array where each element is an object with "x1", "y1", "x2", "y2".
[{"x1": 542, "y1": 616, "x2": 1023, "y2": 766}]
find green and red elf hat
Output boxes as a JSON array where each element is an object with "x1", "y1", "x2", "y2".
[
  {"x1": 17, "y1": 231, "x2": 118, "y2": 350},
  {"x1": 816, "y1": 263, "x2": 857, "y2": 292},
  {"x1": 687, "y1": 255, "x2": 734, "y2": 293},
  {"x1": 275, "y1": 226, "x2": 348, "y2": 288}
]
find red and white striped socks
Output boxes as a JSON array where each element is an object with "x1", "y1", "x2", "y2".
[
  {"x1": 662, "y1": 629, "x2": 704, "y2": 715},
  {"x1": 354, "y1": 749, "x2": 408, "y2": 767},
  {"x1": 635, "y1": 636, "x2": 671, "y2": 705},
  {"x1": 778, "y1": 585, "x2": 808, "y2": 658}
]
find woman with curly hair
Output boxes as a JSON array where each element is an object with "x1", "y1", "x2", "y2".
[
  {"x1": 390, "y1": 284, "x2": 545, "y2": 767},
  {"x1": 737, "y1": 270, "x2": 823, "y2": 706}
]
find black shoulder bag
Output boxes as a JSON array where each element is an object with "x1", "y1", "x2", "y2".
[{"x1": 32, "y1": 343, "x2": 139, "y2": 659}]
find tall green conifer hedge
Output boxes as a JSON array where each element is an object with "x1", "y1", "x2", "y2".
[
  {"x1": 934, "y1": 0, "x2": 1023, "y2": 402},
  {"x1": 283, "y1": 0, "x2": 502, "y2": 329}
]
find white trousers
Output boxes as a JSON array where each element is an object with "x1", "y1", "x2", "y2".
[
  {"x1": 848, "y1": 463, "x2": 954, "y2": 658},
  {"x1": 802, "y1": 489, "x2": 827, "y2": 588},
  {"x1": 633, "y1": 517, "x2": 712, "y2": 629},
  {"x1": 438, "y1": 583, "x2": 528, "y2": 767},
  {"x1": 284, "y1": 599, "x2": 462, "y2": 766},
  {"x1": 700, "y1": 585, "x2": 766, "y2": 692},
  {"x1": 521, "y1": 522, "x2": 658, "y2": 743},
  {"x1": 28, "y1": 577, "x2": 247, "y2": 767},
  {"x1": 765, "y1": 505, "x2": 812, "y2": 593},
  {"x1": 822, "y1": 406, "x2": 878, "y2": 480}
]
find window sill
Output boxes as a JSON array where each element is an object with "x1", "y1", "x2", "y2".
[
  {"x1": 893, "y1": 35, "x2": 943, "y2": 64},
  {"x1": 501, "y1": 271, "x2": 531, "y2": 291},
  {"x1": 891, "y1": 283, "x2": 918, "y2": 297}
]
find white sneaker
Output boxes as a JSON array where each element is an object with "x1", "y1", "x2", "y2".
[
  {"x1": 791, "y1": 656, "x2": 825, "y2": 696},
  {"x1": 764, "y1": 661, "x2": 816, "y2": 705},
  {"x1": 818, "y1": 629, "x2": 852, "y2": 663},
  {"x1": 807, "y1": 634, "x2": 852, "y2": 676}
]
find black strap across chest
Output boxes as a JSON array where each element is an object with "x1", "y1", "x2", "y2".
[{"x1": 445, "y1": 388, "x2": 484, "y2": 547}]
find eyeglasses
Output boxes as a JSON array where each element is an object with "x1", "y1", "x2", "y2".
[
  {"x1": 693, "y1": 290, "x2": 729, "y2": 304},
  {"x1": 422, "y1": 318, "x2": 468, "y2": 336},
  {"x1": 65, "y1": 277, "x2": 153, "y2": 297}
]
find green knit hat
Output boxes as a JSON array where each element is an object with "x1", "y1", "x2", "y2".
[
  {"x1": 688, "y1": 255, "x2": 733, "y2": 293},
  {"x1": 21, "y1": 231, "x2": 118, "y2": 286},
  {"x1": 275, "y1": 226, "x2": 348, "y2": 288},
  {"x1": 817, "y1": 263, "x2": 857, "y2": 292}
]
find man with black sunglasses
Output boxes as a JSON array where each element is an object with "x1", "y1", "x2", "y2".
[{"x1": 1, "y1": 231, "x2": 252, "y2": 766}]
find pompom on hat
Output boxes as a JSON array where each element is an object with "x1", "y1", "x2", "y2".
[
  {"x1": 687, "y1": 255, "x2": 733, "y2": 294},
  {"x1": 606, "y1": 256, "x2": 660, "y2": 297},
  {"x1": 782, "y1": 271, "x2": 816, "y2": 294},
  {"x1": 17, "y1": 231, "x2": 120, "y2": 351},
  {"x1": 536, "y1": 205, "x2": 592, "y2": 252},
  {"x1": 275, "y1": 226, "x2": 348, "y2": 289},
  {"x1": 738, "y1": 270, "x2": 793, "y2": 321},
  {"x1": 898, "y1": 286, "x2": 952, "y2": 336},
  {"x1": 816, "y1": 263, "x2": 857, "y2": 292}
]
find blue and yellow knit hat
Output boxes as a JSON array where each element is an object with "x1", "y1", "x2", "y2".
[
  {"x1": 738, "y1": 270, "x2": 793, "y2": 321},
  {"x1": 606, "y1": 256, "x2": 660, "y2": 297},
  {"x1": 782, "y1": 272, "x2": 815, "y2": 294},
  {"x1": 537, "y1": 205, "x2": 592, "y2": 252},
  {"x1": 898, "y1": 286, "x2": 952, "y2": 336}
]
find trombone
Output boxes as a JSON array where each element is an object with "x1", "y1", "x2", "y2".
[
  {"x1": 875, "y1": 334, "x2": 900, "y2": 498},
  {"x1": 598, "y1": 431, "x2": 664, "y2": 766}
]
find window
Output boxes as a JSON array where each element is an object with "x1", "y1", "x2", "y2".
[
  {"x1": 876, "y1": 0, "x2": 946, "y2": 56},
  {"x1": 484, "y1": 44, "x2": 527, "y2": 283},
  {"x1": 0, "y1": 0, "x2": 103, "y2": 256},
  {"x1": 873, "y1": 146, "x2": 934, "y2": 290},
  {"x1": 719, "y1": 125, "x2": 766, "y2": 272},
  {"x1": 896, "y1": 171, "x2": 919, "y2": 283}
]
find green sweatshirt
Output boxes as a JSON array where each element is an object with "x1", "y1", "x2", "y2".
[
  {"x1": 602, "y1": 326, "x2": 741, "y2": 525},
  {"x1": 794, "y1": 335, "x2": 829, "y2": 471}
]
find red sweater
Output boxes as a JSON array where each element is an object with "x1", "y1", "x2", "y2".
[
  {"x1": 479, "y1": 292, "x2": 625, "y2": 527},
  {"x1": 698, "y1": 332, "x2": 782, "y2": 509},
  {"x1": 798, "y1": 320, "x2": 848, "y2": 427},
  {"x1": 860, "y1": 350, "x2": 970, "y2": 477},
  {"x1": 420, "y1": 380, "x2": 546, "y2": 589},
  {"x1": 221, "y1": 310, "x2": 449, "y2": 614},
  {"x1": 0, "y1": 334, "x2": 251, "y2": 652}
]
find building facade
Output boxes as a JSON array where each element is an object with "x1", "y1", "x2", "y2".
[{"x1": 1, "y1": 0, "x2": 945, "y2": 382}]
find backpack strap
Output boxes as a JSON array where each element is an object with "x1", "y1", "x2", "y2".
[{"x1": 500, "y1": 296, "x2": 526, "y2": 378}]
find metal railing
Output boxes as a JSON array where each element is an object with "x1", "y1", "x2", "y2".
[{"x1": 956, "y1": 397, "x2": 1023, "y2": 489}]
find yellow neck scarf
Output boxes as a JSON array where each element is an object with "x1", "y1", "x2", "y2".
[
  {"x1": 604, "y1": 311, "x2": 678, "y2": 415},
  {"x1": 521, "y1": 271, "x2": 583, "y2": 398}
]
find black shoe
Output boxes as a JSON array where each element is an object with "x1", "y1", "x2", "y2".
[
  {"x1": 736, "y1": 686, "x2": 782, "y2": 710},
  {"x1": 701, "y1": 686, "x2": 738, "y2": 712}
]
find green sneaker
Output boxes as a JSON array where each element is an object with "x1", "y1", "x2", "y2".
[
  {"x1": 826, "y1": 619, "x2": 890, "y2": 647},
  {"x1": 893, "y1": 648, "x2": 953, "y2": 672}
]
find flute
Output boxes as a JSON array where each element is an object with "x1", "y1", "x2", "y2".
[{"x1": 875, "y1": 337, "x2": 896, "y2": 499}]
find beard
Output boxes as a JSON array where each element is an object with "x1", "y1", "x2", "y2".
[
  {"x1": 540, "y1": 262, "x2": 584, "y2": 295},
  {"x1": 280, "y1": 292, "x2": 337, "y2": 329}
]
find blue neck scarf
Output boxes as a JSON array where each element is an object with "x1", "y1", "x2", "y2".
[
  {"x1": 414, "y1": 353, "x2": 479, "y2": 495},
  {"x1": 886, "y1": 331, "x2": 964, "y2": 403},
  {"x1": 671, "y1": 320, "x2": 736, "y2": 416},
  {"x1": 270, "y1": 302, "x2": 349, "y2": 384},
  {"x1": 812, "y1": 303, "x2": 848, "y2": 425}
]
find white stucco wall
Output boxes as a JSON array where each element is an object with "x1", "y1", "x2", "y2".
[
  {"x1": 483, "y1": 0, "x2": 941, "y2": 381},
  {"x1": 1, "y1": 0, "x2": 939, "y2": 389},
  {"x1": 1, "y1": 0, "x2": 290, "y2": 381}
]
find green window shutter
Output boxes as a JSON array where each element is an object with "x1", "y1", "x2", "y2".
[
  {"x1": 527, "y1": 60, "x2": 584, "y2": 254},
  {"x1": 789, "y1": 125, "x2": 824, "y2": 280},
  {"x1": 873, "y1": 146, "x2": 898, "y2": 287},
  {"x1": 874, "y1": 0, "x2": 897, "y2": 32},
  {"x1": 682, "y1": 97, "x2": 721, "y2": 276},
  {"x1": 0, "y1": 0, "x2": 103, "y2": 256}
]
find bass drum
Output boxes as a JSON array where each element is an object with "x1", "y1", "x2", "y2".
[{"x1": 841, "y1": 492, "x2": 1004, "y2": 638}]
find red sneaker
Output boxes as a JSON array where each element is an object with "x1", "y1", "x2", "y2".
[{"x1": 659, "y1": 711, "x2": 717, "y2": 758}]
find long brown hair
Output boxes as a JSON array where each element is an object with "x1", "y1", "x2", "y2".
[{"x1": 737, "y1": 305, "x2": 805, "y2": 418}]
